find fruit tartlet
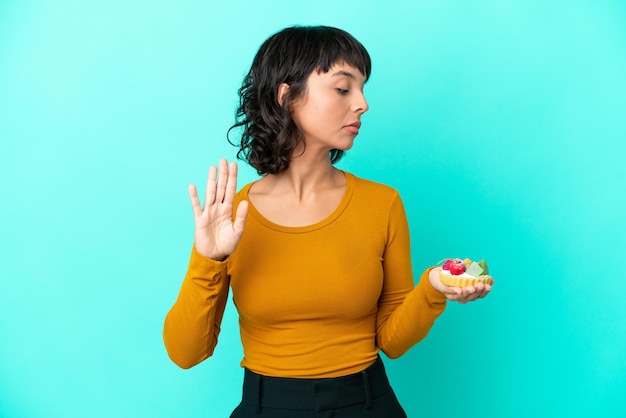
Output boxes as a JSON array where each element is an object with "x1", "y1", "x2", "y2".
[{"x1": 438, "y1": 258, "x2": 494, "y2": 287}]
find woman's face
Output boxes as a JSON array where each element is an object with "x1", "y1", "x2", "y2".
[{"x1": 290, "y1": 63, "x2": 369, "y2": 155}]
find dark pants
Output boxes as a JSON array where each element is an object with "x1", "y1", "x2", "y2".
[{"x1": 230, "y1": 357, "x2": 407, "y2": 418}]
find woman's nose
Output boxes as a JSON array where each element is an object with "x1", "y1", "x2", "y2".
[{"x1": 352, "y1": 91, "x2": 369, "y2": 114}]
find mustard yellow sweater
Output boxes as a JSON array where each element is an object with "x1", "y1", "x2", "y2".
[{"x1": 163, "y1": 172, "x2": 447, "y2": 377}]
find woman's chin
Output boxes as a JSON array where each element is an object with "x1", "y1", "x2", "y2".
[{"x1": 336, "y1": 139, "x2": 355, "y2": 151}]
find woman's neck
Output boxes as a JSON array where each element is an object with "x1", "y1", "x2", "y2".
[
  {"x1": 255, "y1": 148, "x2": 345, "y2": 201},
  {"x1": 269, "y1": 164, "x2": 342, "y2": 200}
]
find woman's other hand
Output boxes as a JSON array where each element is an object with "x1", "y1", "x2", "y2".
[
  {"x1": 428, "y1": 267, "x2": 492, "y2": 304},
  {"x1": 188, "y1": 159, "x2": 248, "y2": 260}
]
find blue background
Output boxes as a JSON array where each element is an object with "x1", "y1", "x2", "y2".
[{"x1": 1, "y1": 0, "x2": 625, "y2": 417}]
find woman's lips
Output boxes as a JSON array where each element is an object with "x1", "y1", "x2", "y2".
[{"x1": 344, "y1": 122, "x2": 361, "y2": 135}]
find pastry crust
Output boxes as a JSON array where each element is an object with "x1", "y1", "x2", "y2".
[{"x1": 439, "y1": 271, "x2": 494, "y2": 287}]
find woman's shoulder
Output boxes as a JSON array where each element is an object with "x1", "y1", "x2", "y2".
[{"x1": 345, "y1": 171, "x2": 399, "y2": 199}]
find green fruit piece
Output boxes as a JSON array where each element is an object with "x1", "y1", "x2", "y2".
[
  {"x1": 477, "y1": 259, "x2": 489, "y2": 275},
  {"x1": 466, "y1": 262, "x2": 484, "y2": 277}
]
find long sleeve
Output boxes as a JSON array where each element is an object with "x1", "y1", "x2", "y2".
[
  {"x1": 375, "y1": 193, "x2": 447, "y2": 358},
  {"x1": 376, "y1": 268, "x2": 447, "y2": 358},
  {"x1": 163, "y1": 245, "x2": 230, "y2": 369}
]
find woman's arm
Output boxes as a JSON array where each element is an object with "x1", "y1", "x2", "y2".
[
  {"x1": 375, "y1": 194, "x2": 492, "y2": 358},
  {"x1": 163, "y1": 159, "x2": 248, "y2": 368},
  {"x1": 163, "y1": 247, "x2": 230, "y2": 368},
  {"x1": 374, "y1": 193, "x2": 447, "y2": 358}
]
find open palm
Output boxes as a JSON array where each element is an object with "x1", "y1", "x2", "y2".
[{"x1": 189, "y1": 159, "x2": 248, "y2": 260}]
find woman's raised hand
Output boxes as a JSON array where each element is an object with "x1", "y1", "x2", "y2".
[{"x1": 188, "y1": 159, "x2": 249, "y2": 260}]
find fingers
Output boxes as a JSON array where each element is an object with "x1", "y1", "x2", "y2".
[
  {"x1": 478, "y1": 283, "x2": 492, "y2": 299},
  {"x1": 203, "y1": 159, "x2": 238, "y2": 209},
  {"x1": 456, "y1": 283, "x2": 492, "y2": 304},
  {"x1": 188, "y1": 184, "x2": 202, "y2": 217},
  {"x1": 223, "y1": 161, "x2": 239, "y2": 205},
  {"x1": 441, "y1": 282, "x2": 492, "y2": 304},
  {"x1": 214, "y1": 159, "x2": 229, "y2": 204},
  {"x1": 204, "y1": 165, "x2": 218, "y2": 207}
]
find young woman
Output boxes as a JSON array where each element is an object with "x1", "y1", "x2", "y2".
[{"x1": 163, "y1": 26, "x2": 491, "y2": 417}]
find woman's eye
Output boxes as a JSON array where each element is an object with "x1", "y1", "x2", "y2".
[{"x1": 336, "y1": 88, "x2": 349, "y2": 95}]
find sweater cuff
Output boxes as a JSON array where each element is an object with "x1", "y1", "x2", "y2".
[
  {"x1": 419, "y1": 267, "x2": 448, "y2": 304},
  {"x1": 188, "y1": 245, "x2": 228, "y2": 278}
]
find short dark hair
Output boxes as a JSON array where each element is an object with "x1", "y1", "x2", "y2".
[{"x1": 228, "y1": 25, "x2": 371, "y2": 175}]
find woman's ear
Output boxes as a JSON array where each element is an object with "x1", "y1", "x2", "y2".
[{"x1": 277, "y1": 83, "x2": 290, "y2": 106}]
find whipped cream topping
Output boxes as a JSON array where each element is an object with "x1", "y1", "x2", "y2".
[{"x1": 441, "y1": 269, "x2": 482, "y2": 278}]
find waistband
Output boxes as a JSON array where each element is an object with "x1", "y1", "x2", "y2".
[{"x1": 241, "y1": 357, "x2": 392, "y2": 412}]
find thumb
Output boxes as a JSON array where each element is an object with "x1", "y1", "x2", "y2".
[{"x1": 233, "y1": 200, "x2": 249, "y2": 232}]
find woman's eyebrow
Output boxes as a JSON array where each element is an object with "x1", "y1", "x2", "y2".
[
  {"x1": 331, "y1": 70, "x2": 366, "y2": 89},
  {"x1": 332, "y1": 70, "x2": 355, "y2": 79}
]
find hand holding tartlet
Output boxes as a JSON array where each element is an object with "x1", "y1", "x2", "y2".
[{"x1": 429, "y1": 258, "x2": 494, "y2": 304}]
